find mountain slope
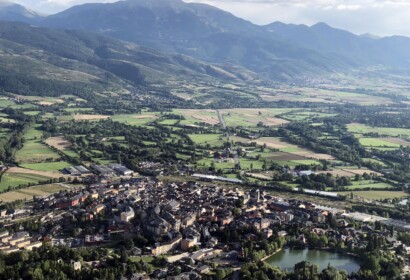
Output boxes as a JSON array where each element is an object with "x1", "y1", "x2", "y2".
[
  {"x1": 2, "y1": 0, "x2": 410, "y2": 79},
  {"x1": 40, "y1": 0, "x2": 410, "y2": 76},
  {"x1": 41, "y1": 0, "x2": 349, "y2": 78},
  {"x1": 263, "y1": 22, "x2": 410, "y2": 69},
  {"x1": 0, "y1": 21, "x2": 258, "y2": 99},
  {"x1": 0, "y1": 0, "x2": 42, "y2": 23}
]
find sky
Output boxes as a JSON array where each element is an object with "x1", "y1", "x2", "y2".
[{"x1": 13, "y1": 0, "x2": 410, "y2": 37}]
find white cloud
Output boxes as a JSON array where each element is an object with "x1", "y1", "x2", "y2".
[{"x1": 13, "y1": 0, "x2": 410, "y2": 36}]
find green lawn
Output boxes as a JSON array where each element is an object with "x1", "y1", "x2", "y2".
[{"x1": 129, "y1": 256, "x2": 154, "y2": 263}]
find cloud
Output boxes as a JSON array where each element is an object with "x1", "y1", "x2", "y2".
[
  {"x1": 13, "y1": 0, "x2": 410, "y2": 36},
  {"x1": 185, "y1": 0, "x2": 410, "y2": 36}
]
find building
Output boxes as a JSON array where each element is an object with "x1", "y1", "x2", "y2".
[
  {"x1": 146, "y1": 218, "x2": 171, "y2": 236},
  {"x1": 90, "y1": 164, "x2": 116, "y2": 176},
  {"x1": 75, "y1": 165, "x2": 92, "y2": 175},
  {"x1": 56, "y1": 197, "x2": 80, "y2": 209},
  {"x1": 92, "y1": 204, "x2": 105, "y2": 215},
  {"x1": 121, "y1": 207, "x2": 135, "y2": 222},
  {"x1": 63, "y1": 167, "x2": 81, "y2": 176},
  {"x1": 108, "y1": 164, "x2": 134, "y2": 176},
  {"x1": 181, "y1": 237, "x2": 197, "y2": 251},
  {"x1": 151, "y1": 236, "x2": 182, "y2": 256}
]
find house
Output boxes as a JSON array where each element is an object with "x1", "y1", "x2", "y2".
[
  {"x1": 181, "y1": 237, "x2": 197, "y2": 251},
  {"x1": 313, "y1": 213, "x2": 326, "y2": 223},
  {"x1": 56, "y1": 197, "x2": 80, "y2": 209},
  {"x1": 120, "y1": 207, "x2": 135, "y2": 222},
  {"x1": 146, "y1": 218, "x2": 171, "y2": 236},
  {"x1": 131, "y1": 273, "x2": 150, "y2": 280},
  {"x1": 71, "y1": 261, "x2": 82, "y2": 271},
  {"x1": 164, "y1": 201, "x2": 180, "y2": 211},
  {"x1": 92, "y1": 204, "x2": 105, "y2": 215},
  {"x1": 151, "y1": 236, "x2": 182, "y2": 256}
]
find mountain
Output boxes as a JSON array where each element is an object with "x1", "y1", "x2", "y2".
[
  {"x1": 0, "y1": 21, "x2": 258, "y2": 100},
  {"x1": 40, "y1": 0, "x2": 347, "y2": 78},
  {"x1": 0, "y1": 0, "x2": 42, "y2": 23},
  {"x1": 1, "y1": 0, "x2": 410, "y2": 79},
  {"x1": 263, "y1": 22, "x2": 410, "y2": 69}
]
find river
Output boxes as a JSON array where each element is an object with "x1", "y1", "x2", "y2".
[{"x1": 265, "y1": 248, "x2": 361, "y2": 273}]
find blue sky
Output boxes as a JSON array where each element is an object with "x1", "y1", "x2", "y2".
[{"x1": 14, "y1": 0, "x2": 410, "y2": 37}]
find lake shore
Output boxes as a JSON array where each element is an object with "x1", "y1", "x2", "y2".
[{"x1": 261, "y1": 248, "x2": 283, "y2": 261}]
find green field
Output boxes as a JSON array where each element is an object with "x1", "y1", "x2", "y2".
[
  {"x1": 15, "y1": 126, "x2": 62, "y2": 164},
  {"x1": 0, "y1": 184, "x2": 70, "y2": 202},
  {"x1": 0, "y1": 173, "x2": 52, "y2": 191},
  {"x1": 345, "y1": 181, "x2": 394, "y2": 190},
  {"x1": 158, "y1": 119, "x2": 178, "y2": 125},
  {"x1": 344, "y1": 191, "x2": 409, "y2": 200},
  {"x1": 348, "y1": 123, "x2": 410, "y2": 137},
  {"x1": 0, "y1": 99, "x2": 16, "y2": 108},
  {"x1": 189, "y1": 134, "x2": 226, "y2": 146},
  {"x1": 362, "y1": 158, "x2": 388, "y2": 167},
  {"x1": 111, "y1": 113, "x2": 159, "y2": 126},
  {"x1": 64, "y1": 107, "x2": 94, "y2": 113},
  {"x1": 359, "y1": 138, "x2": 400, "y2": 148},
  {"x1": 16, "y1": 140, "x2": 61, "y2": 163},
  {"x1": 20, "y1": 161, "x2": 71, "y2": 172}
]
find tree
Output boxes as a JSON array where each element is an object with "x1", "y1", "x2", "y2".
[
  {"x1": 320, "y1": 265, "x2": 347, "y2": 280},
  {"x1": 293, "y1": 261, "x2": 319, "y2": 280}
]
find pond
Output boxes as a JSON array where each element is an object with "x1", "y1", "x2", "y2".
[{"x1": 265, "y1": 248, "x2": 361, "y2": 273}]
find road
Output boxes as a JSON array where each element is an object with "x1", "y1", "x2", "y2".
[{"x1": 216, "y1": 109, "x2": 226, "y2": 130}]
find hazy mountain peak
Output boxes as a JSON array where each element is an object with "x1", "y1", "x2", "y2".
[
  {"x1": 311, "y1": 22, "x2": 332, "y2": 29},
  {"x1": 0, "y1": 0, "x2": 13, "y2": 7},
  {"x1": 360, "y1": 33, "x2": 381, "y2": 39},
  {"x1": 0, "y1": 1, "x2": 42, "y2": 21}
]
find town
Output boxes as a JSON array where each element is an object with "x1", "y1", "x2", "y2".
[{"x1": 0, "y1": 169, "x2": 409, "y2": 279}]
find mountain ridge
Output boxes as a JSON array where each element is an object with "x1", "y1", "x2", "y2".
[{"x1": 1, "y1": 0, "x2": 410, "y2": 78}]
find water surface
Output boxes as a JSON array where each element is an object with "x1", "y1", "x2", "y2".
[{"x1": 265, "y1": 248, "x2": 360, "y2": 273}]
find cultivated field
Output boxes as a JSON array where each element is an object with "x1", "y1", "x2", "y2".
[
  {"x1": 45, "y1": 136, "x2": 80, "y2": 159},
  {"x1": 16, "y1": 127, "x2": 62, "y2": 164},
  {"x1": 342, "y1": 191, "x2": 409, "y2": 200},
  {"x1": 0, "y1": 184, "x2": 69, "y2": 202},
  {"x1": 0, "y1": 172, "x2": 52, "y2": 191},
  {"x1": 175, "y1": 109, "x2": 219, "y2": 125},
  {"x1": 45, "y1": 136, "x2": 71, "y2": 151},
  {"x1": 73, "y1": 114, "x2": 109, "y2": 121},
  {"x1": 221, "y1": 108, "x2": 290, "y2": 127},
  {"x1": 7, "y1": 167, "x2": 67, "y2": 179},
  {"x1": 111, "y1": 113, "x2": 159, "y2": 126}
]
